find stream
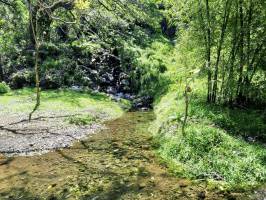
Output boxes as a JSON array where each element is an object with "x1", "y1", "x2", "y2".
[{"x1": 0, "y1": 111, "x2": 263, "y2": 199}]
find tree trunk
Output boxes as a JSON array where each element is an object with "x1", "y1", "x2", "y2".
[
  {"x1": 28, "y1": 0, "x2": 41, "y2": 121},
  {"x1": 205, "y1": 0, "x2": 212, "y2": 103},
  {"x1": 0, "y1": 56, "x2": 3, "y2": 82},
  {"x1": 29, "y1": 43, "x2": 40, "y2": 121},
  {"x1": 27, "y1": 0, "x2": 74, "y2": 121},
  {"x1": 182, "y1": 85, "x2": 190, "y2": 135},
  {"x1": 212, "y1": 0, "x2": 231, "y2": 103},
  {"x1": 241, "y1": 0, "x2": 252, "y2": 102},
  {"x1": 236, "y1": 0, "x2": 244, "y2": 103},
  {"x1": 224, "y1": 1, "x2": 239, "y2": 104}
]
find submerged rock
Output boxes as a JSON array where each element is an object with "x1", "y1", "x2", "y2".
[
  {"x1": 132, "y1": 96, "x2": 153, "y2": 110},
  {"x1": 70, "y1": 85, "x2": 83, "y2": 91}
]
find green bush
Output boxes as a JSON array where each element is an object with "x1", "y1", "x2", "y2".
[
  {"x1": 67, "y1": 115, "x2": 97, "y2": 126},
  {"x1": 125, "y1": 39, "x2": 172, "y2": 98},
  {"x1": 0, "y1": 82, "x2": 10, "y2": 94},
  {"x1": 10, "y1": 70, "x2": 34, "y2": 89}
]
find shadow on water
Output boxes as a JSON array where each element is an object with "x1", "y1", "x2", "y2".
[
  {"x1": 0, "y1": 111, "x2": 263, "y2": 200},
  {"x1": 0, "y1": 112, "x2": 157, "y2": 200},
  {"x1": 0, "y1": 157, "x2": 14, "y2": 166},
  {"x1": 0, "y1": 188, "x2": 40, "y2": 200},
  {"x1": 53, "y1": 112, "x2": 157, "y2": 199},
  {"x1": 55, "y1": 151, "x2": 142, "y2": 200}
]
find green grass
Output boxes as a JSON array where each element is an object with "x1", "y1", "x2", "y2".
[
  {"x1": 151, "y1": 82, "x2": 266, "y2": 189},
  {"x1": 0, "y1": 88, "x2": 129, "y2": 119},
  {"x1": 133, "y1": 32, "x2": 266, "y2": 189},
  {"x1": 67, "y1": 114, "x2": 98, "y2": 126},
  {"x1": 137, "y1": 29, "x2": 266, "y2": 189}
]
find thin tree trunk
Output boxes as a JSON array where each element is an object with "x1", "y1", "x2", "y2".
[
  {"x1": 244, "y1": 41, "x2": 265, "y2": 96},
  {"x1": 212, "y1": 0, "x2": 231, "y2": 103},
  {"x1": 225, "y1": 1, "x2": 239, "y2": 103},
  {"x1": 205, "y1": 0, "x2": 212, "y2": 103},
  {"x1": 219, "y1": 55, "x2": 226, "y2": 103},
  {"x1": 182, "y1": 85, "x2": 190, "y2": 135},
  {"x1": 236, "y1": 0, "x2": 244, "y2": 102},
  {"x1": 197, "y1": 0, "x2": 210, "y2": 102},
  {"x1": 28, "y1": 0, "x2": 41, "y2": 121},
  {"x1": 227, "y1": 42, "x2": 238, "y2": 103},
  {"x1": 29, "y1": 43, "x2": 40, "y2": 121},
  {"x1": 242, "y1": 0, "x2": 252, "y2": 102},
  {"x1": 0, "y1": 56, "x2": 3, "y2": 82},
  {"x1": 243, "y1": 34, "x2": 266, "y2": 101}
]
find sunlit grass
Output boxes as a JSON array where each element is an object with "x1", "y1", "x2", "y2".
[{"x1": 0, "y1": 88, "x2": 127, "y2": 119}]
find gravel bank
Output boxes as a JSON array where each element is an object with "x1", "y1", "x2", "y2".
[{"x1": 0, "y1": 110, "x2": 108, "y2": 156}]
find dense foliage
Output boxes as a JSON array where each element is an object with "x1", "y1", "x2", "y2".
[
  {"x1": 170, "y1": 0, "x2": 266, "y2": 105},
  {"x1": 1, "y1": 0, "x2": 265, "y2": 104},
  {"x1": 0, "y1": 0, "x2": 265, "y2": 190},
  {"x1": 0, "y1": 0, "x2": 161, "y2": 97}
]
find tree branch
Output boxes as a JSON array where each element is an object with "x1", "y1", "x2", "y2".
[{"x1": 0, "y1": 0, "x2": 15, "y2": 9}]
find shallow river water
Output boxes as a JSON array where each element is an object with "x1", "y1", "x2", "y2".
[{"x1": 0, "y1": 111, "x2": 264, "y2": 199}]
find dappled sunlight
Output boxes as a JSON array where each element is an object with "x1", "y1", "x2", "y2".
[
  {"x1": 0, "y1": 0, "x2": 265, "y2": 198},
  {"x1": 0, "y1": 112, "x2": 233, "y2": 199}
]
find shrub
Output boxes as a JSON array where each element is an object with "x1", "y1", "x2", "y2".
[
  {"x1": 67, "y1": 115, "x2": 97, "y2": 126},
  {"x1": 0, "y1": 82, "x2": 10, "y2": 94},
  {"x1": 10, "y1": 70, "x2": 34, "y2": 89}
]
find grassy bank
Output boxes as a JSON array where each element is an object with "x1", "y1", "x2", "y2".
[
  {"x1": 132, "y1": 34, "x2": 266, "y2": 189},
  {"x1": 0, "y1": 88, "x2": 129, "y2": 119},
  {"x1": 151, "y1": 82, "x2": 266, "y2": 190}
]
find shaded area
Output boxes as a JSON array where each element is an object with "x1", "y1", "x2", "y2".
[{"x1": 190, "y1": 100, "x2": 266, "y2": 144}]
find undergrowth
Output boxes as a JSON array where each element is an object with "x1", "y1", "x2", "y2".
[
  {"x1": 151, "y1": 82, "x2": 266, "y2": 189},
  {"x1": 0, "y1": 82, "x2": 10, "y2": 94},
  {"x1": 67, "y1": 115, "x2": 97, "y2": 126}
]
